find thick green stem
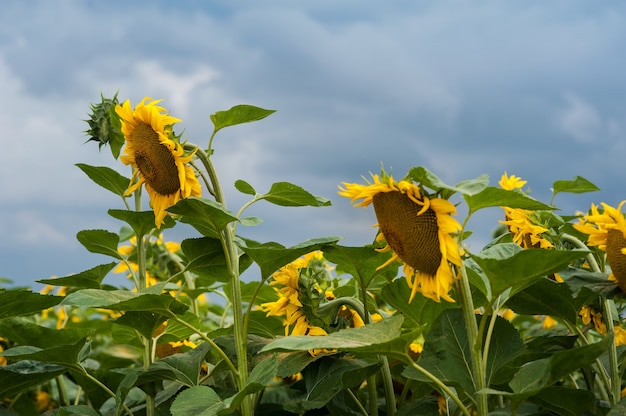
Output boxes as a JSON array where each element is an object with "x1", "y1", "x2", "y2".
[
  {"x1": 194, "y1": 146, "x2": 252, "y2": 416},
  {"x1": 457, "y1": 261, "x2": 488, "y2": 415}
]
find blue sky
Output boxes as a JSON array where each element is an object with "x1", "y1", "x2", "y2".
[{"x1": 2, "y1": 1, "x2": 626, "y2": 287}]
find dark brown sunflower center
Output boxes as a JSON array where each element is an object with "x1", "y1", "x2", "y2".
[
  {"x1": 130, "y1": 122, "x2": 181, "y2": 195},
  {"x1": 607, "y1": 229, "x2": 626, "y2": 293},
  {"x1": 373, "y1": 192, "x2": 441, "y2": 276}
]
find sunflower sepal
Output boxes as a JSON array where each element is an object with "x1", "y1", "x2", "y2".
[{"x1": 84, "y1": 93, "x2": 125, "y2": 159}]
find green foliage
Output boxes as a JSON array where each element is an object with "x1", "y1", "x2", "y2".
[{"x1": 5, "y1": 95, "x2": 625, "y2": 416}]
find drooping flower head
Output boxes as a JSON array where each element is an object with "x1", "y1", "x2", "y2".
[
  {"x1": 116, "y1": 97, "x2": 201, "y2": 227},
  {"x1": 339, "y1": 172, "x2": 462, "y2": 303},
  {"x1": 575, "y1": 201, "x2": 626, "y2": 292},
  {"x1": 499, "y1": 173, "x2": 553, "y2": 249}
]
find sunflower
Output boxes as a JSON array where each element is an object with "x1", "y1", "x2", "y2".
[
  {"x1": 339, "y1": 173, "x2": 462, "y2": 303},
  {"x1": 498, "y1": 173, "x2": 553, "y2": 249},
  {"x1": 116, "y1": 97, "x2": 201, "y2": 227},
  {"x1": 574, "y1": 201, "x2": 626, "y2": 292},
  {"x1": 261, "y1": 252, "x2": 329, "y2": 337}
]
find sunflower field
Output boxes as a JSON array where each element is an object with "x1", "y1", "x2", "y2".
[{"x1": 2, "y1": 95, "x2": 626, "y2": 416}]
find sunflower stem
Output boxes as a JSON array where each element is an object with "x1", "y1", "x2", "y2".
[
  {"x1": 457, "y1": 261, "x2": 488, "y2": 415},
  {"x1": 194, "y1": 145, "x2": 253, "y2": 416}
]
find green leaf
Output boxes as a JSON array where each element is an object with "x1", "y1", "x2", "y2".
[
  {"x1": 75, "y1": 164, "x2": 130, "y2": 197},
  {"x1": 0, "y1": 289, "x2": 62, "y2": 319},
  {"x1": 529, "y1": 386, "x2": 595, "y2": 416},
  {"x1": 261, "y1": 315, "x2": 410, "y2": 359},
  {"x1": 234, "y1": 179, "x2": 256, "y2": 195},
  {"x1": 322, "y1": 245, "x2": 393, "y2": 289},
  {"x1": 552, "y1": 176, "x2": 600, "y2": 196},
  {"x1": 506, "y1": 278, "x2": 578, "y2": 324},
  {"x1": 108, "y1": 209, "x2": 175, "y2": 235},
  {"x1": 136, "y1": 342, "x2": 211, "y2": 387},
  {"x1": 37, "y1": 262, "x2": 117, "y2": 289},
  {"x1": 469, "y1": 243, "x2": 588, "y2": 300},
  {"x1": 224, "y1": 354, "x2": 278, "y2": 409},
  {"x1": 509, "y1": 336, "x2": 611, "y2": 407},
  {"x1": 464, "y1": 187, "x2": 555, "y2": 213},
  {"x1": 608, "y1": 398, "x2": 626, "y2": 415},
  {"x1": 379, "y1": 278, "x2": 455, "y2": 335},
  {"x1": 559, "y1": 267, "x2": 619, "y2": 301},
  {"x1": 114, "y1": 311, "x2": 167, "y2": 340},
  {"x1": 210, "y1": 104, "x2": 275, "y2": 133},
  {"x1": 168, "y1": 197, "x2": 239, "y2": 237},
  {"x1": 76, "y1": 229, "x2": 122, "y2": 260},
  {"x1": 0, "y1": 338, "x2": 87, "y2": 367},
  {"x1": 404, "y1": 310, "x2": 524, "y2": 396},
  {"x1": 238, "y1": 236, "x2": 340, "y2": 280},
  {"x1": 57, "y1": 405, "x2": 101, "y2": 416},
  {"x1": 0, "y1": 317, "x2": 94, "y2": 348},
  {"x1": 180, "y1": 237, "x2": 230, "y2": 283},
  {"x1": 261, "y1": 182, "x2": 331, "y2": 207},
  {"x1": 409, "y1": 166, "x2": 488, "y2": 196},
  {"x1": 283, "y1": 356, "x2": 380, "y2": 413},
  {"x1": 61, "y1": 289, "x2": 188, "y2": 315},
  {"x1": 0, "y1": 361, "x2": 66, "y2": 397},
  {"x1": 170, "y1": 385, "x2": 224, "y2": 416}
]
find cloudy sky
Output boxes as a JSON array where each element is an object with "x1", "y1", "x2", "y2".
[{"x1": 2, "y1": 1, "x2": 625, "y2": 287}]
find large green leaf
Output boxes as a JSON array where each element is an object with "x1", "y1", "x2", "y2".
[
  {"x1": 509, "y1": 336, "x2": 611, "y2": 409},
  {"x1": 506, "y1": 278, "x2": 578, "y2": 324},
  {"x1": 108, "y1": 209, "x2": 175, "y2": 235},
  {"x1": 135, "y1": 342, "x2": 211, "y2": 387},
  {"x1": 168, "y1": 197, "x2": 239, "y2": 237},
  {"x1": 75, "y1": 164, "x2": 130, "y2": 197},
  {"x1": 261, "y1": 182, "x2": 331, "y2": 207},
  {"x1": 409, "y1": 166, "x2": 488, "y2": 196},
  {"x1": 379, "y1": 278, "x2": 455, "y2": 335},
  {"x1": 238, "y1": 236, "x2": 340, "y2": 280},
  {"x1": 76, "y1": 229, "x2": 122, "y2": 260},
  {"x1": 0, "y1": 338, "x2": 87, "y2": 368},
  {"x1": 0, "y1": 317, "x2": 93, "y2": 348},
  {"x1": 552, "y1": 176, "x2": 600, "y2": 196},
  {"x1": 0, "y1": 289, "x2": 62, "y2": 319},
  {"x1": 61, "y1": 289, "x2": 188, "y2": 315},
  {"x1": 261, "y1": 315, "x2": 411, "y2": 358},
  {"x1": 180, "y1": 237, "x2": 230, "y2": 283},
  {"x1": 170, "y1": 385, "x2": 224, "y2": 416},
  {"x1": 210, "y1": 104, "x2": 275, "y2": 133},
  {"x1": 0, "y1": 361, "x2": 66, "y2": 397},
  {"x1": 283, "y1": 356, "x2": 380, "y2": 413},
  {"x1": 403, "y1": 309, "x2": 524, "y2": 396},
  {"x1": 224, "y1": 354, "x2": 278, "y2": 410},
  {"x1": 322, "y1": 245, "x2": 393, "y2": 289},
  {"x1": 559, "y1": 267, "x2": 619, "y2": 302},
  {"x1": 469, "y1": 243, "x2": 588, "y2": 300},
  {"x1": 37, "y1": 262, "x2": 117, "y2": 289},
  {"x1": 530, "y1": 386, "x2": 595, "y2": 416},
  {"x1": 114, "y1": 311, "x2": 167, "y2": 340},
  {"x1": 464, "y1": 187, "x2": 554, "y2": 213}
]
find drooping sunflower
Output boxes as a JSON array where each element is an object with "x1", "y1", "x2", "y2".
[
  {"x1": 116, "y1": 97, "x2": 201, "y2": 227},
  {"x1": 498, "y1": 173, "x2": 553, "y2": 249},
  {"x1": 339, "y1": 173, "x2": 462, "y2": 303},
  {"x1": 574, "y1": 201, "x2": 626, "y2": 292}
]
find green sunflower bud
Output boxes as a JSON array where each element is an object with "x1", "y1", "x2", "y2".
[{"x1": 84, "y1": 92, "x2": 124, "y2": 159}]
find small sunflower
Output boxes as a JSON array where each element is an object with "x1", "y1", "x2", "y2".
[
  {"x1": 575, "y1": 201, "x2": 626, "y2": 292},
  {"x1": 498, "y1": 173, "x2": 553, "y2": 249},
  {"x1": 339, "y1": 173, "x2": 462, "y2": 303},
  {"x1": 116, "y1": 97, "x2": 201, "y2": 227}
]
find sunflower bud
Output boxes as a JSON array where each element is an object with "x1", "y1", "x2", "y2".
[{"x1": 84, "y1": 92, "x2": 124, "y2": 159}]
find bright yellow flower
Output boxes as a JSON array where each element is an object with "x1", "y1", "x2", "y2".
[
  {"x1": 339, "y1": 174, "x2": 462, "y2": 303},
  {"x1": 116, "y1": 97, "x2": 201, "y2": 227},
  {"x1": 0, "y1": 338, "x2": 7, "y2": 366},
  {"x1": 615, "y1": 326, "x2": 626, "y2": 346},
  {"x1": 575, "y1": 201, "x2": 626, "y2": 292},
  {"x1": 499, "y1": 173, "x2": 553, "y2": 249},
  {"x1": 261, "y1": 252, "x2": 326, "y2": 337},
  {"x1": 542, "y1": 315, "x2": 557, "y2": 329},
  {"x1": 579, "y1": 306, "x2": 592, "y2": 325}
]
